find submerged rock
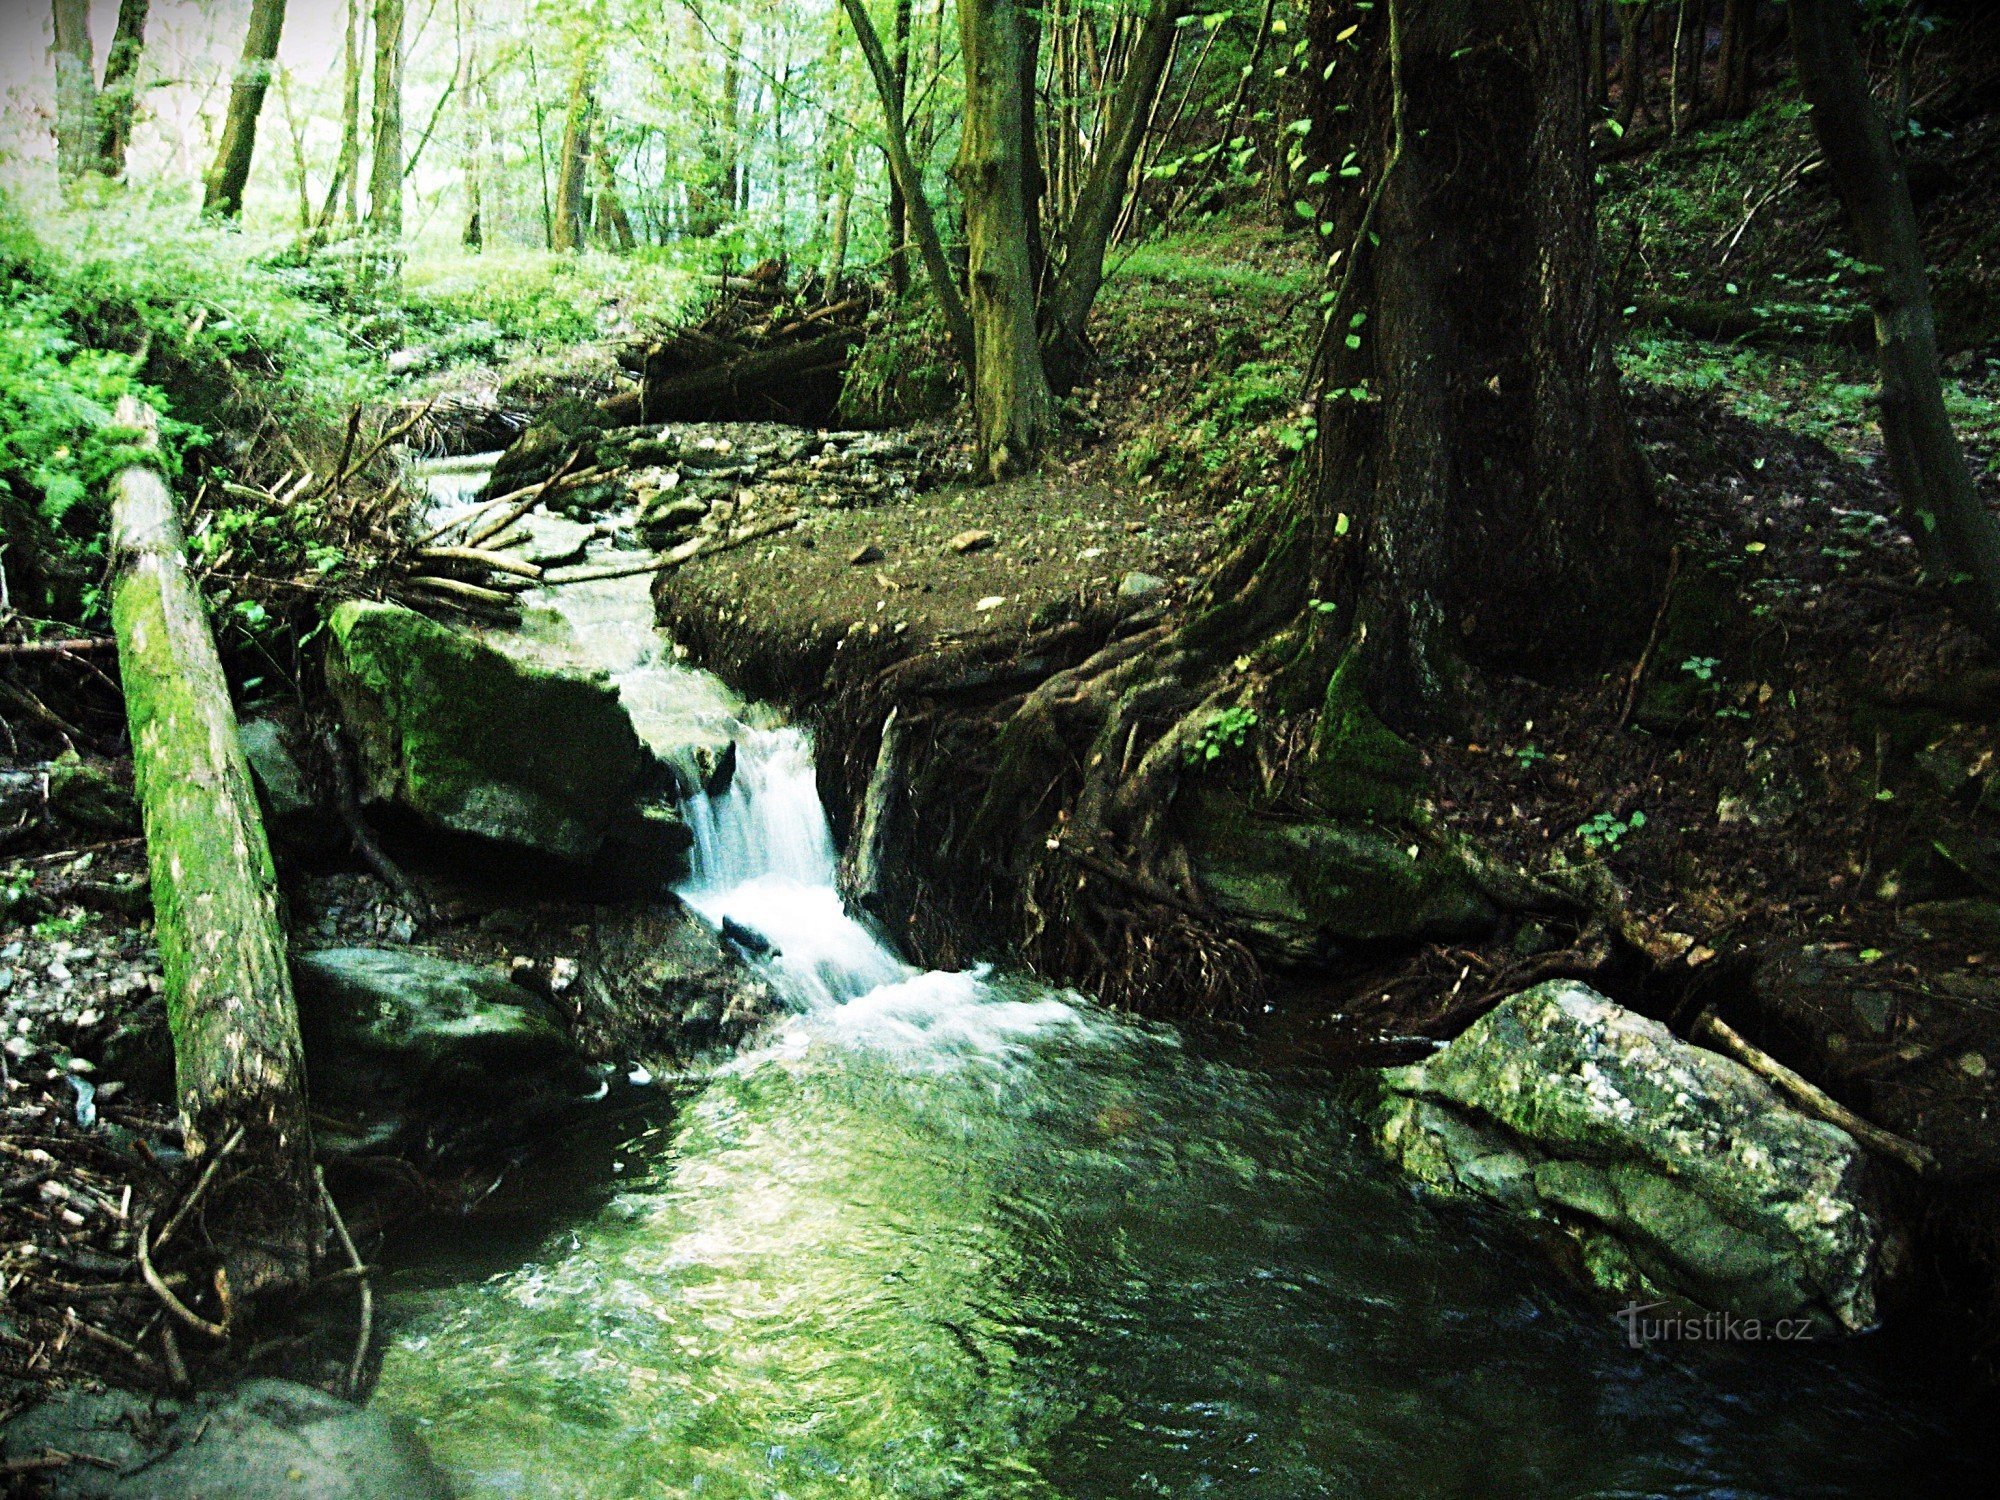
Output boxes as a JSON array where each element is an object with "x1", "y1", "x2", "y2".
[
  {"x1": 1, "y1": 1378, "x2": 450, "y2": 1498},
  {"x1": 295, "y1": 946, "x2": 590, "y2": 1157},
  {"x1": 326, "y1": 599, "x2": 649, "y2": 863},
  {"x1": 1367, "y1": 980, "x2": 1882, "y2": 1330}
]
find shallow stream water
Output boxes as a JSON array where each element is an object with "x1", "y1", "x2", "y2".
[{"x1": 379, "y1": 451, "x2": 1984, "y2": 1499}]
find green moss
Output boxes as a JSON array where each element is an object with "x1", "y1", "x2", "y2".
[
  {"x1": 326, "y1": 600, "x2": 646, "y2": 861},
  {"x1": 1306, "y1": 646, "x2": 1426, "y2": 820}
]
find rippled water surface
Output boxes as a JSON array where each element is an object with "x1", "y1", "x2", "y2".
[{"x1": 378, "y1": 455, "x2": 1981, "y2": 1499}]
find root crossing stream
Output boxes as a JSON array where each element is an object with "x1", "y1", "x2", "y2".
[{"x1": 376, "y1": 447, "x2": 1976, "y2": 1498}]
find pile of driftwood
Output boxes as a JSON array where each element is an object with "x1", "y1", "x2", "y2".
[{"x1": 604, "y1": 270, "x2": 875, "y2": 428}]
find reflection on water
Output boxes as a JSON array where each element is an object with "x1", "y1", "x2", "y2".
[{"x1": 378, "y1": 455, "x2": 1980, "y2": 1499}]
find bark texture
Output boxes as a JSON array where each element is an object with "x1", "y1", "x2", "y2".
[
  {"x1": 1320, "y1": 0, "x2": 1660, "y2": 725},
  {"x1": 1790, "y1": 0, "x2": 2000, "y2": 636},
  {"x1": 369, "y1": 0, "x2": 405, "y2": 239},
  {"x1": 843, "y1": 0, "x2": 975, "y2": 366},
  {"x1": 956, "y1": 0, "x2": 1055, "y2": 478},
  {"x1": 96, "y1": 0, "x2": 150, "y2": 177},
  {"x1": 202, "y1": 0, "x2": 288, "y2": 219},
  {"x1": 1042, "y1": 0, "x2": 1190, "y2": 392},
  {"x1": 108, "y1": 398, "x2": 316, "y2": 1297},
  {"x1": 50, "y1": 0, "x2": 100, "y2": 182}
]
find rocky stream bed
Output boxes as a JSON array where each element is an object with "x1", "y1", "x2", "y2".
[{"x1": 3, "y1": 426, "x2": 1996, "y2": 1494}]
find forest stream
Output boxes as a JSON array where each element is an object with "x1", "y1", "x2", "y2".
[{"x1": 349, "y1": 453, "x2": 1984, "y2": 1500}]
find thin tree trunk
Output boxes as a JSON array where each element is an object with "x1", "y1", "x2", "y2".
[
  {"x1": 594, "y1": 139, "x2": 637, "y2": 252},
  {"x1": 96, "y1": 0, "x2": 150, "y2": 177},
  {"x1": 1615, "y1": 0, "x2": 1650, "y2": 133},
  {"x1": 824, "y1": 146, "x2": 856, "y2": 290},
  {"x1": 108, "y1": 397, "x2": 317, "y2": 1299},
  {"x1": 1588, "y1": 0, "x2": 1608, "y2": 112},
  {"x1": 842, "y1": 0, "x2": 974, "y2": 368},
  {"x1": 458, "y1": 0, "x2": 482, "y2": 250},
  {"x1": 202, "y1": 0, "x2": 287, "y2": 218},
  {"x1": 721, "y1": 12, "x2": 745, "y2": 215},
  {"x1": 552, "y1": 58, "x2": 594, "y2": 252},
  {"x1": 1790, "y1": 0, "x2": 2000, "y2": 636},
  {"x1": 956, "y1": 0, "x2": 1055, "y2": 477},
  {"x1": 1043, "y1": 0, "x2": 1189, "y2": 391},
  {"x1": 887, "y1": 0, "x2": 914, "y2": 294},
  {"x1": 368, "y1": 0, "x2": 404, "y2": 241},
  {"x1": 50, "y1": 0, "x2": 100, "y2": 183}
]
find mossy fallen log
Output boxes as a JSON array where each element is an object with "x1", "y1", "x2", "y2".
[{"x1": 108, "y1": 396, "x2": 318, "y2": 1299}]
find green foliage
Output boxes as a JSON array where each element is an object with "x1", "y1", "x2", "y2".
[
  {"x1": 397, "y1": 247, "x2": 700, "y2": 353},
  {"x1": 1577, "y1": 808, "x2": 1646, "y2": 852},
  {"x1": 1187, "y1": 704, "x2": 1259, "y2": 765},
  {"x1": 837, "y1": 297, "x2": 960, "y2": 427}
]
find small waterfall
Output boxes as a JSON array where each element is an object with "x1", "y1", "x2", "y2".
[{"x1": 676, "y1": 726, "x2": 910, "y2": 1011}]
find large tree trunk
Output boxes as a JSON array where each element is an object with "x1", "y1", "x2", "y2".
[
  {"x1": 95, "y1": 0, "x2": 149, "y2": 177},
  {"x1": 1317, "y1": 0, "x2": 1661, "y2": 726},
  {"x1": 50, "y1": 0, "x2": 101, "y2": 183},
  {"x1": 593, "y1": 139, "x2": 637, "y2": 252},
  {"x1": 843, "y1": 0, "x2": 975, "y2": 366},
  {"x1": 202, "y1": 0, "x2": 287, "y2": 219},
  {"x1": 1790, "y1": 0, "x2": 2000, "y2": 636},
  {"x1": 1042, "y1": 0, "x2": 1189, "y2": 392},
  {"x1": 721, "y1": 12, "x2": 745, "y2": 216},
  {"x1": 956, "y1": 0, "x2": 1056, "y2": 478},
  {"x1": 369, "y1": 0, "x2": 404, "y2": 241},
  {"x1": 108, "y1": 398, "x2": 317, "y2": 1300}
]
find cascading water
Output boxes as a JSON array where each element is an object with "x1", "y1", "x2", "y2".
[{"x1": 377, "y1": 448, "x2": 1981, "y2": 1499}]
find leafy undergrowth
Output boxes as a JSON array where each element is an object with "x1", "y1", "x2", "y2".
[{"x1": 1600, "y1": 67, "x2": 2000, "y2": 356}]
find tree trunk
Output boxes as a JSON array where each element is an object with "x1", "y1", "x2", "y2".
[
  {"x1": 202, "y1": 0, "x2": 287, "y2": 219},
  {"x1": 824, "y1": 147, "x2": 856, "y2": 290},
  {"x1": 1790, "y1": 0, "x2": 2000, "y2": 636},
  {"x1": 314, "y1": 0, "x2": 363, "y2": 235},
  {"x1": 887, "y1": 0, "x2": 914, "y2": 294},
  {"x1": 1588, "y1": 0, "x2": 1608, "y2": 111},
  {"x1": 552, "y1": 58, "x2": 594, "y2": 252},
  {"x1": 1317, "y1": 0, "x2": 1661, "y2": 727},
  {"x1": 1043, "y1": 0, "x2": 1189, "y2": 392},
  {"x1": 956, "y1": 0, "x2": 1056, "y2": 478},
  {"x1": 108, "y1": 398, "x2": 317, "y2": 1299},
  {"x1": 459, "y1": 1, "x2": 483, "y2": 250},
  {"x1": 593, "y1": 139, "x2": 637, "y2": 252},
  {"x1": 721, "y1": 12, "x2": 745, "y2": 215},
  {"x1": 843, "y1": 0, "x2": 975, "y2": 367},
  {"x1": 1615, "y1": 0, "x2": 1649, "y2": 133},
  {"x1": 368, "y1": 0, "x2": 404, "y2": 241},
  {"x1": 51, "y1": 0, "x2": 100, "y2": 183},
  {"x1": 96, "y1": 0, "x2": 149, "y2": 177}
]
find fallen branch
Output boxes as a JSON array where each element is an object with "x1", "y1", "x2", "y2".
[
  {"x1": 406, "y1": 575, "x2": 521, "y2": 608},
  {"x1": 316, "y1": 1167, "x2": 372, "y2": 1399},
  {"x1": 463, "y1": 452, "x2": 592, "y2": 548},
  {"x1": 320, "y1": 727, "x2": 435, "y2": 926},
  {"x1": 415, "y1": 546, "x2": 544, "y2": 580},
  {"x1": 0, "y1": 637, "x2": 118, "y2": 660},
  {"x1": 137, "y1": 1214, "x2": 230, "y2": 1341},
  {"x1": 1694, "y1": 1011, "x2": 1936, "y2": 1176},
  {"x1": 543, "y1": 512, "x2": 801, "y2": 585}
]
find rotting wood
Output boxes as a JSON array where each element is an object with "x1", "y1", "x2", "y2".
[{"x1": 107, "y1": 395, "x2": 319, "y2": 1300}]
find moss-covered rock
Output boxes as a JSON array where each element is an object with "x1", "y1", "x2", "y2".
[
  {"x1": 1368, "y1": 980, "x2": 1883, "y2": 1331},
  {"x1": 325, "y1": 600, "x2": 649, "y2": 862},
  {"x1": 1176, "y1": 786, "x2": 1496, "y2": 966}
]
